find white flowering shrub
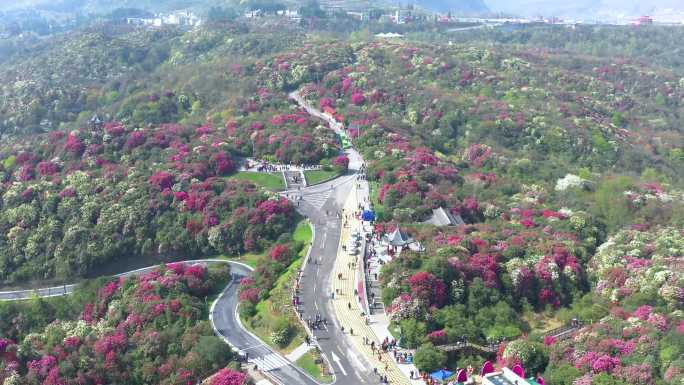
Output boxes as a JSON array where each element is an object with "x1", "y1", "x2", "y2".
[
  {"x1": 589, "y1": 227, "x2": 683, "y2": 309},
  {"x1": 555, "y1": 174, "x2": 586, "y2": 191}
]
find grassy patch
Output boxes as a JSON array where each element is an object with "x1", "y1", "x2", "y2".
[
  {"x1": 293, "y1": 220, "x2": 313, "y2": 243},
  {"x1": 296, "y1": 351, "x2": 334, "y2": 383},
  {"x1": 240, "y1": 257, "x2": 306, "y2": 354},
  {"x1": 230, "y1": 171, "x2": 285, "y2": 190},
  {"x1": 304, "y1": 170, "x2": 340, "y2": 185}
]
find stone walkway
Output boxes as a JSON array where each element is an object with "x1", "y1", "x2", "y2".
[
  {"x1": 284, "y1": 169, "x2": 307, "y2": 189},
  {"x1": 285, "y1": 342, "x2": 313, "y2": 362},
  {"x1": 331, "y1": 181, "x2": 423, "y2": 385}
]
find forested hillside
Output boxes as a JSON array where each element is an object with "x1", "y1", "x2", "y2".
[{"x1": 0, "y1": 17, "x2": 682, "y2": 384}]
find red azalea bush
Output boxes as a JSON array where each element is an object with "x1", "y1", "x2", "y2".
[
  {"x1": 125, "y1": 131, "x2": 147, "y2": 149},
  {"x1": 408, "y1": 271, "x2": 447, "y2": 308},
  {"x1": 270, "y1": 243, "x2": 295, "y2": 263},
  {"x1": 427, "y1": 329, "x2": 448, "y2": 345},
  {"x1": 149, "y1": 171, "x2": 175, "y2": 190},
  {"x1": 332, "y1": 154, "x2": 350, "y2": 171},
  {"x1": 64, "y1": 133, "x2": 85, "y2": 155}
]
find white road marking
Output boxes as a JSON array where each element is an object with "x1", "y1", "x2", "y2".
[
  {"x1": 252, "y1": 353, "x2": 290, "y2": 371},
  {"x1": 347, "y1": 348, "x2": 366, "y2": 373},
  {"x1": 331, "y1": 351, "x2": 348, "y2": 376}
]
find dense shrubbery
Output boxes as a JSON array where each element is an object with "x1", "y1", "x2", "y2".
[
  {"x1": 0, "y1": 263, "x2": 239, "y2": 385},
  {"x1": 544, "y1": 301, "x2": 683, "y2": 385},
  {"x1": 0, "y1": 121, "x2": 298, "y2": 284},
  {"x1": 289, "y1": 35, "x2": 684, "y2": 383}
]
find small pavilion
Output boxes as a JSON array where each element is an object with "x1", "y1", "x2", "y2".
[{"x1": 384, "y1": 226, "x2": 413, "y2": 248}]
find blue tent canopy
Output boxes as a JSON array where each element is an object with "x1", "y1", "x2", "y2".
[
  {"x1": 361, "y1": 210, "x2": 375, "y2": 221},
  {"x1": 430, "y1": 369, "x2": 454, "y2": 382}
]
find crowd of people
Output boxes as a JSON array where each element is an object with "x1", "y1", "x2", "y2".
[{"x1": 245, "y1": 159, "x2": 323, "y2": 173}]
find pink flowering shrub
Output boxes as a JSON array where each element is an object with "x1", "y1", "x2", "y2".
[
  {"x1": 37, "y1": 161, "x2": 59, "y2": 176},
  {"x1": 463, "y1": 143, "x2": 492, "y2": 167},
  {"x1": 125, "y1": 131, "x2": 147, "y2": 149},
  {"x1": 548, "y1": 302, "x2": 678, "y2": 384},
  {"x1": 351, "y1": 92, "x2": 366, "y2": 106},
  {"x1": 239, "y1": 288, "x2": 260, "y2": 304},
  {"x1": 17, "y1": 165, "x2": 34, "y2": 181},
  {"x1": 64, "y1": 133, "x2": 85, "y2": 155},
  {"x1": 427, "y1": 329, "x2": 448, "y2": 345},
  {"x1": 210, "y1": 368, "x2": 247, "y2": 385},
  {"x1": 1, "y1": 264, "x2": 239, "y2": 385},
  {"x1": 332, "y1": 155, "x2": 350, "y2": 171},
  {"x1": 319, "y1": 97, "x2": 334, "y2": 109},
  {"x1": 212, "y1": 152, "x2": 235, "y2": 175}
]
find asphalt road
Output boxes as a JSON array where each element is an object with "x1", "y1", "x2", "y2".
[
  {"x1": 284, "y1": 174, "x2": 378, "y2": 385},
  {"x1": 210, "y1": 263, "x2": 321, "y2": 385}
]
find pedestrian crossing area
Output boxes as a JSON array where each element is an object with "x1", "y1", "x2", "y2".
[
  {"x1": 251, "y1": 353, "x2": 291, "y2": 372},
  {"x1": 281, "y1": 190, "x2": 332, "y2": 210},
  {"x1": 303, "y1": 190, "x2": 331, "y2": 210}
]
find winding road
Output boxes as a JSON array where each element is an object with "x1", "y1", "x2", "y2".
[
  {"x1": 210, "y1": 262, "x2": 322, "y2": 385},
  {"x1": 0, "y1": 91, "x2": 376, "y2": 385},
  {"x1": 0, "y1": 259, "x2": 322, "y2": 385}
]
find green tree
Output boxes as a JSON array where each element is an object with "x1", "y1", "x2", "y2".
[
  {"x1": 611, "y1": 111, "x2": 626, "y2": 127},
  {"x1": 593, "y1": 176, "x2": 635, "y2": 232},
  {"x1": 414, "y1": 343, "x2": 447, "y2": 373},
  {"x1": 467, "y1": 278, "x2": 501, "y2": 310},
  {"x1": 399, "y1": 319, "x2": 427, "y2": 349},
  {"x1": 503, "y1": 340, "x2": 549, "y2": 376},
  {"x1": 435, "y1": 304, "x2": 479, "y2": 341},
  {"x1": 192, "y1": 335, "x2": 234, "y2": 373}
]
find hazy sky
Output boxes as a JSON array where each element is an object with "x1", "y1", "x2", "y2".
[{"x1": 485, "y1": 0, "x2": 683, "y2": 18}]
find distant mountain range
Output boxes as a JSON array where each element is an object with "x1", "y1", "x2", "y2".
[{"x1": 484, "y1": 0, "x2": 684, "y2": 21}]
